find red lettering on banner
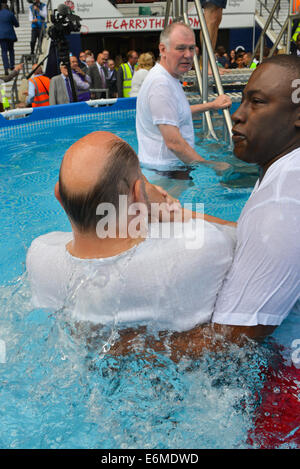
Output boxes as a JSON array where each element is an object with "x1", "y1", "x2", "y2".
[
  {"x1": 136, "y1": 19, "x2": 142, "y2": 29},
  {"x1": 113, "y1": 19, "x2": 119, "y2": 30},
  {"x1": 193, "y1": 18, "x2": 200, "y2": 28},
  {"x1": 142, "y1": 19, "x2": 147, "y2": 28},
  {"x1": 129, "y1": 19, "x2": 134, "y2": 29},
  {"x1": 120, "y1": 19, "x2": 128, "y2": 30},
  {"x1": 149, "y1": 18, "x2": 155, "y2": 28},
  {"x1": 155, "y1": 18, "x2": 162, "y2": 28}
]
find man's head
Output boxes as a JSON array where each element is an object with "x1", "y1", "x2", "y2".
[
  {"x1": 107, "y1": 59, "x2": 115, "y2": 71},
  {"x1": 79, "y1": 51, "x2": 86, "y2": 62},
  {"x1": 235, "y1": 53, "x2": 245, "y2": 68},
  {"x1": 159, "y1": 22, "x2": 195, "y2": 78},
  {"x1": 97, "y1": 53, "x2": 105, "y2": 66},
  {"x1": 70, "y1": 56, "x2": 79, "y2": 69},
  {"x1": 231, "y1": 55, "x2": 300, "y2": 170},
  {"x1": 60, "y1": 63, "x2": 68, "y2": 77},
  {"x1": 32, "y1": 63, "x2": 43, "y2": 75},
  {"x1": 102, "y1": 50, "x2": 110, "y2": 62},
  {"x1": 127, "y1": 50, "x2": 139, "y2": 67},
  {"x1": 86, "y1": 55, "x2": 95, "y2": 67},
  {"x1": 55, "y1": 132, "x2": 145, "y2": 234}
]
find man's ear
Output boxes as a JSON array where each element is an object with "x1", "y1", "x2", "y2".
[
  {"x1": 54, "y1": 181, "x2": 63, "y2": 206},
  {"x1": 159, "y1": 43, "x2": 166, "y2": 59}
]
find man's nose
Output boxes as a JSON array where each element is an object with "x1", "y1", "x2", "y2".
[
  {"x1": 184, "y1": 48, "x2": 194, "y2": 58},
  {"x1": 232, "y1": 101, "x2": 246, "y2": 123}
]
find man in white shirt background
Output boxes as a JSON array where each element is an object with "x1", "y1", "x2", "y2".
[{"x1": 136, "y1": 22, "x2": 231, "y2": 170}]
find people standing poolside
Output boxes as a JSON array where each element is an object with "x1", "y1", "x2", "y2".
[
  {"x1": 26, "y1": 63, "x2": 50, "y2": 107},
  {"x1": 70, "y1": 55, "x2": 91, "y2": 102},
  {"x1": 0, "y1": 0, "x2": 19, "y2": 75},
  {"x1": 136, "y1": 22, "x2": 231, "y2": 169},
  {"x1": 29, "y1": 0, "x2": 47, "y2": 56},
  {"x1": 130, "y1": 52, "x2": 154, "y2": 97},
  {"x1": 116, "y1": 50, "x2": 138, "y2": 98},
  {"x1": 49, "y1": 63, "x2": 78, "y2": 105}
]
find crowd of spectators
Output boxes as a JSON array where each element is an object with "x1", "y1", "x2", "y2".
[
  {"x1": 39, "y1": 48, "x2": 156, "y2": 106},
  {"x1": 1, "y1": 0, "x2": 300, "y2": 110}
]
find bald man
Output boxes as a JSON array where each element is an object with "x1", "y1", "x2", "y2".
[{"x1": 26, "y1": 131, "x2": 235, "y2": 332}]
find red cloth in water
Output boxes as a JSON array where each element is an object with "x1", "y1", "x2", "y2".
[{"x1": 248, "y1": 364, "x2": 300, "y2": 448}]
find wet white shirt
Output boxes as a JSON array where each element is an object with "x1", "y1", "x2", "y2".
[
  {"x1": 26, "y1": 220, "x2": 236, "y2": 332},
  {"x1": 213, "y1": 148, "x2": 300, "y2": 327},
  {"x1": 136, "y1": 63, "x2": 194, "y2": 170}
]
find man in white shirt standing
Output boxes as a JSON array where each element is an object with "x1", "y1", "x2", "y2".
[{"x1": 136, "y1": 22, "x2": 231, "y2": 170}]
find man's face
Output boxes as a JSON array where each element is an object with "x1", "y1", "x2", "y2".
[
  {"x1": 86, "y1": 56, "x2": 95, "y2": 67},
  {"x1": 108, "y1": 60, "x2": 115, "y2": 70},
  {"x1": 129, "y1": 52, "x2": 139, "y2": 66},
  {"x1": 97, "y1": 54, "x2": 104, "y2": 66},
  {"x1": 70, "y1": 57, "x2": 78, "y2": 69},
  {"x1": 160, "y1": 26, "x2": 195, "y2": 78},
  {"x1": 231, "y1": 63, "x2": 299, "y2": 168},
  {"x1": 60, "y1": 65, "x2": 68, "y2": 77},
  {"x1": 102, "y1": 50, "x2": 109, "y2": 61},
  {"x1": 79, "y1": 52, "x2": 86, "y2": 62}
]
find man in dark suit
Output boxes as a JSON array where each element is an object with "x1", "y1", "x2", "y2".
[
  {"x1": 0, "y1": 0, "x2": 19, "y2": 75},
  {"x1": 87, "y1": 52, "x2": 108, "y2": 99},
  {"x1": 106, "y1": 58, "x2": 117, "y2": 98}
]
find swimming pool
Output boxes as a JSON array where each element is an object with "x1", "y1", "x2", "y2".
[{"x1": 0, "y1": 103, "x2": 299, "y2": 449}]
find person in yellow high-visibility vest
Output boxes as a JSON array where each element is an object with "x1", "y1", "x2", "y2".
[
  {"x1": 291, "y1": 1, "x2": 300, "y2": 54},
  {"x1": 0, "y1": 62, "x2": 22, "y2": 111},
  {"x1": 116, "y1": 50, "x2": 139, "y2": 98}
]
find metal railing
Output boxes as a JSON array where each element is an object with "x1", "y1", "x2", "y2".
[
  {"x1": 9, "y1": 0, "x2": 25, "y2": 20},
  {"x1": 252, "y1": 0, "x2": 300, "y2": 63}
]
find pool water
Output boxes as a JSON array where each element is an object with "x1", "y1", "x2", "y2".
[{"x1": 0, "y1": 112, "x2": 299, "y2": 449}]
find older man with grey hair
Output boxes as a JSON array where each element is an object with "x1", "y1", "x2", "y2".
[{"x1": 136, "y1": 22, "x2": 231, "y2": 170}]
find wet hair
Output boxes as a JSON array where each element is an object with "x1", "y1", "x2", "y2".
[
  {"x1": 59, "y1": 139, "x2": 140, "y2": 232},
  {"x1": 160, "y1": 22, "x2": 194, "y2": 50}
]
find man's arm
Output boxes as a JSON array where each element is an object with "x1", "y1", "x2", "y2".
[
  {"x1": 168, "y1": 323, "x2": 276, "y2": 361},
  {"x1": 158, "y1": 124, "x2": 230, "y2": 172},
  {"x1": 190, "y1": 94, "x2": 232, "y2": 118},
  {"x1": 158, "y1": 124, "x2": 206, "y2": 164},
  {"x1": 143, "y1": 175, "x2": 235, "y2": 226}
]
